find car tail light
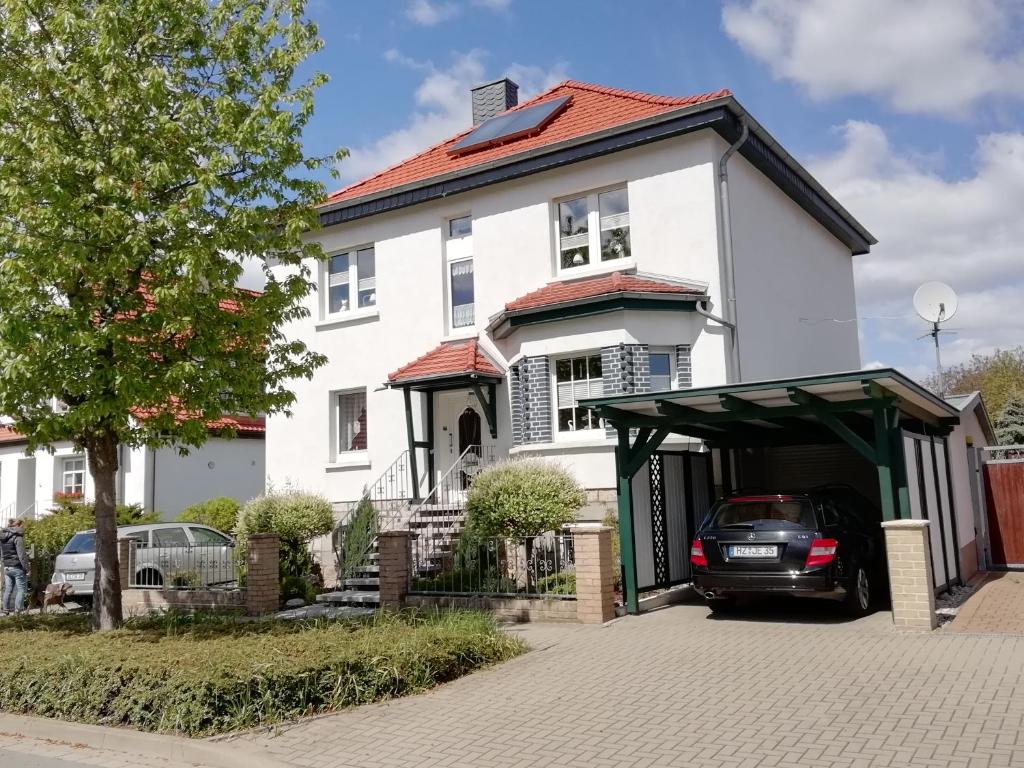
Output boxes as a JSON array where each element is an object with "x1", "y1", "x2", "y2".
[
  {"x1": 805, "y1": 538, "x2": 838, "y2": 568},
  {"x1": 690, "y1": 539, "x2": 707, "y2": 567}
]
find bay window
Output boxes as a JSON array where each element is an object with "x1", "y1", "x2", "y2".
[
  {"x1": 649, "y1": 351, "x2": 673, "y2": 391},
  {"x1": 558, "y1": 186, "x2": 630, "y2": 271},
  {"x1": 555, "y1": 354, "x2": 604, "y2": 432}
]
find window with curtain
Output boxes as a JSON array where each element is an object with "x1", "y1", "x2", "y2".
[
  {"x1": 555, "y1": 355, "x2": 604, "y2": 432},
  {"x1": 558, "y1": 186, "x2": 630, "y2": 271},
  {"x1": 338, "y1": 390, "x2": 368, "y2": 453}
]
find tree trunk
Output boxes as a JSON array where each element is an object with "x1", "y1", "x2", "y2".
[{"x1": 87, "y1": 431, "x2": 122, "y2": 631}]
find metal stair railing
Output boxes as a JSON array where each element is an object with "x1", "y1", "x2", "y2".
[
  {"x1": 333, "y1": 450, "x2": 417, "y2": 586},
  {"x1": 407, "y1": 444, "x2": 497, "y2": 578}
]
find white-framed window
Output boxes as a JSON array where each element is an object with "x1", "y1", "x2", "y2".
[
  {"x1": 326, "y1": 246, "x2": 376, "y2": 316},
  {"x1": 649, "y1": 350, "x2": 674, "y2": 392},
  {"x1": 557, "y1": 186, "x2": 630, "y2": 272},
  {"x1": 445, "y1": 215, "x2": 474, "y2": 330},
  {"x1": 337, "y1": 389, "x2": 368, "y2": 454},
  {"x1": 555, "y1": 354, "x2": 605, "y2": 432},
  {"x1": 61, "y1": 456, "x2": 86, "y2": 496}
]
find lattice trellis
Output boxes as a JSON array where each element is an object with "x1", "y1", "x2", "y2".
[{"x1": 649, "y1": 453, "x2": 668, "y2": 586}]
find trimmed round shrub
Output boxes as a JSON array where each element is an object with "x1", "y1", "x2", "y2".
[
  {"x1": 236, "y1": 489, "x2": 334, "y2": 580},
  {"x1": 176, "y1": 497, "x2": 240, "y2": 534},
  {"x1": 464, "y1": 459, "x2": 585, "y2": 538}
]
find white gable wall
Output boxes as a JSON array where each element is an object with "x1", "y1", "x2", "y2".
[{"x1": 725, "y1": 138, "x2": 861, "y2": 380}]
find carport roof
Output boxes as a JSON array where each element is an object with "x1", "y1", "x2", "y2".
[{"x1": 581, "y1": 368, "x2": 958, "y2": 448}]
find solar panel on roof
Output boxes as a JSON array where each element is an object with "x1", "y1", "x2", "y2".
[{"x1": 448, "y1": 95, "x2": 572, "y2": 155}]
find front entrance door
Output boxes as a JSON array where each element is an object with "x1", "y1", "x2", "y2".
[{"x1": 433, "y1": 389, "x2": 493, "y2": 484}]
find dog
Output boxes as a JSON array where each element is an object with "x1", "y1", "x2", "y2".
[{"x1": 41, "y1": 582, "x2": 74, "y2": 613}]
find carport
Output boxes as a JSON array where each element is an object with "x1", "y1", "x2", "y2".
[{"x1": 580, "y1": 368, "x2": 962, "y2": 614}]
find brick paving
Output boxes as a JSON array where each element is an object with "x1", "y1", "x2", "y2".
[
  {"x1": 230, "y1": 599, "x2": 1024, "y2": 767},
  {"x1": 952, "y1": 572, "x2": 1024, "y2": 634}
]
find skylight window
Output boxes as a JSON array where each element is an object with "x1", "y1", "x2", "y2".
[{"x1": 448, "y1": 96, "x2": 572, "y2": 155}]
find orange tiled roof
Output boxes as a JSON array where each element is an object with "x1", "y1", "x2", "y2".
[
  {"x1": 388, "y1": 339, "x2": 501, "y2": 384},
  {"x1": 325, "y1": 81, "x2": 731, "y2": 205},
  {"x1": 505, "y1": 272, "x2": 704, "y2": 312},
  {"x1": 0, "y1": 414, "x2": 265, "y2": 446}
]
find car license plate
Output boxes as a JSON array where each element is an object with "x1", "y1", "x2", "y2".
[
  {"x1": 65, "y1": 573, "x2": 86, "y2": 581},
  {"x1": 727, "y1": 545, "x2": 777, "y2": 558}
]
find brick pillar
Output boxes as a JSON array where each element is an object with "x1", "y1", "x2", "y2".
[
  {"x1": 882, "y1": 520, "x2": 938, "y2": 631},
  {"x1": 117, "y1": 538, "x2": 132, "y2": 587},
  {"x1": 245, "y1": 533, "x2": 280, "y2": 616},
  {"x1": 572, "y1": 526, "x2": 616, "y2": 624},
  {"x1": 377, "y1": 531, "x2": 411, "y2": 608}
]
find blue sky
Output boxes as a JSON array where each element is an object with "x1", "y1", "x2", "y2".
[{"x1": 295, "y1": 0, "x2": 1024, "y2": 382}]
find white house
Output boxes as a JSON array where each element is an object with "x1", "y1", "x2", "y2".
[
  {"x1": 267, "y1": 78, "x2": 875, "y2": 518},
  {"x1": 0, "y1": 415, "x2": 266, "y2": 520}
]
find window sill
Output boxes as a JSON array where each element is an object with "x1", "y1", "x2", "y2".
[
  {"x1": 554, "y1": 259, "x2": 636, "y2": 282},
  {"x1": 324, "y1": 454, "x2": 371, "y2": 471},
  {"x1": 442, "y1": 330, "x2": 478, "y2": 343},
  {"x1": 316, "y1": 307, "x2": 380, "y2": 330},
  {"x1": 510, "y1": 435, "x2": 613, "y2": 454}
]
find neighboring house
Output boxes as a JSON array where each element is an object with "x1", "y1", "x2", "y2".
[
  {"x1": 267, "y1": 78, "x2": 875, "y2": 517},
  {"x1": 0, "y1": 414, "x2": 266, "y2": 521}
]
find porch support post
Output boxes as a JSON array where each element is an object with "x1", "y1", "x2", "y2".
[
  {"x1": 615, "y1": 426, "x2": 640, "y2": 615},
  {"x1": 403, "y1": 387, "x2": 421, "y2": 501},
  {"x1": 471, "y1": 381, "x2": 498, "y2": 439},
  {"x1": 425, "y1": 391, "x2": 435, "y2": 488}
]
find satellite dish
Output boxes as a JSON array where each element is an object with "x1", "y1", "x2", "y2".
[{"x1": 913, "y1": 282, "x2": 958, "y2": 324}]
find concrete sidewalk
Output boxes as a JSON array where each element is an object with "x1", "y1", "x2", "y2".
[{"x1": 0, "y1": 713, "x2": 291, "y2": 768}]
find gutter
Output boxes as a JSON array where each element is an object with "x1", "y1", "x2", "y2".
[{"x1": 717, "y1": 116, "x2": 748, "y2": 383}]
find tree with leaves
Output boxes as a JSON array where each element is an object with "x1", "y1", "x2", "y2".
[
  {"x1": 927, "y1": 347, "x2": 1024, "y2": 416},
  {"x1": 995, "y1": 395, "x2": 1024, "y2": 446},
  {"x1": 0, "y1": 0, "x2": 338, "y2": 629}
]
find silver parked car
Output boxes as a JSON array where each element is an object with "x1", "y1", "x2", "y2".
[{"x1": 52, "y1": 523, "x2": 237, "y2": 596}]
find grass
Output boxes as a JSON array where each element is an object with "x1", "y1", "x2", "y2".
[{"x1": 0, "y1": 609, "x2": 525, "y2": 737}]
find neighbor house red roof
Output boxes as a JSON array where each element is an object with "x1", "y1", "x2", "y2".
[
  {"x1": 388, "y1": 339, "x2": 501, "y2": 384},
  {"x1": 504, "y1": 272, "x2": 705, "y2": 312},
  {"x1": 0, "y1": 414, "x2": 265, "y2": 447},
  {"x1": 325, "y1": 81, "x2": 731, "y2": 205}
]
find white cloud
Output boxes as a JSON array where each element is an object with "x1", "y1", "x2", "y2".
[
  {"x1": 337, "y1": 50, "x2": 568, "y2": 183},
  {"x1": 722, "y1": 0, "x2": 1024, "y2": 116},
  {"x1": 471, "y1": 0, "x2": 512, "y2": 9},
  {"x1": 811, "y1": 121, "x2": 1024, "y2": 367},
  {"x1": 405, "y1": 0, "x2": 457, "y2": 26}
]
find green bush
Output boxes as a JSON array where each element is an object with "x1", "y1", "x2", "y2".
[
  {"x1": 175, "y1": 497, "x2": 240, "y2": 534},
  {"x1": 339, "y1": 495, "x2": 377, "y2": 579},
  {"x1": 280, "y1": 575, "x2": 317, "y2": 604},
  {"x1": 535, "y1": 571, "x2": 576, "y2": 595},
  {"x1": 0, "y1": 610, "x2": 524, "y2": 736},
  {"x1": 236, "y1": 489, "x2": 334, "y2": 581},
  {"x1": 24, "y1": 501, "x2": 159, "y2": 555},
  {"x1": 465, "y1": 460, "x2": 585, "y2": 538}
]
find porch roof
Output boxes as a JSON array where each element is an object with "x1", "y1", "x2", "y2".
[{"x1": 387, "y1": 339, "x2": 503, "y2": 390}]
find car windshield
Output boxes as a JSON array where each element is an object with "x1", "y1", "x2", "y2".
[
  {"x1": 62, "y1": 532, "x2": 96, "y2": 554},
  {"x1": 710, "y1": 498, "x2": 816, "y2": 529}
]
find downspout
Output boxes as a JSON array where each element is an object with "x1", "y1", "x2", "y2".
[
  {"x1": 717, "y1": 115, "x2": 749, "y2": 383},
  {"x1": 695, "y1": 300, "x2": 734, "y2": 331}
]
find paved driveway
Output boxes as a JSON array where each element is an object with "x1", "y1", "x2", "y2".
[
  {"x1": 232, "y1": 598, "x2": 1024, "y2": 767},
  {"x1": 952, "y1": 572, "x2": 1024, "y2": 635}
]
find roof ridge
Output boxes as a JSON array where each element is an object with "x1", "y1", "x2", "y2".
[{"x1": 555, "y1": 80, "x2": 732, "y2": 106}]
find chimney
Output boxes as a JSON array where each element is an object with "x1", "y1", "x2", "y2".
[{"x1": 471, "y1": 77, "x2": 519, "y2": 124}]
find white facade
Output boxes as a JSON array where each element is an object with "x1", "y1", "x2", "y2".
[
  {"x1": 268, "y1": 105, "x2": 866, "y2": 512},
  {"x1": 0, "y1": 437, "x2": 265, "y2": 521}
]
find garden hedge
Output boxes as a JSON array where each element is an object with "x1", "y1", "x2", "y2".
[{"x1": 0, "y1": 610, "x2": 523, "y2": 736}]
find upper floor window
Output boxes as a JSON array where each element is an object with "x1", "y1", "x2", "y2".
[
  {"x1": 558, "y1": 186, "x2": 630, "y2": 272},
  {"x1": 326, "y1": 246, "x2": 376, "y2": 316},
  {"x1": 337, "y1": 389, "x2": 368, "y2": 454},
  {"x1": 555, "y1": 354, "x2": 604, "y2": 432},
  {"x1": 446, "y1": 216, "x2": 474, "y2": 330}
]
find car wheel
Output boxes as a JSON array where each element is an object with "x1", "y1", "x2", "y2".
[{"x1": 845, "y1": 565, "x2": 871, "y2": 616}]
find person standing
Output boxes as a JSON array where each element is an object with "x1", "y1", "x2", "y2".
[{"x1": 1, "y1": 519, "x2": 29, "y2": 614}]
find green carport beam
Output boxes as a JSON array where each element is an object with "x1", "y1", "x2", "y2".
[
  {"x1": 873, "y1": 406, "x2": 897, "y2": 522},
  {"x1": 787, "y1": 387, "x2": 877, "y2": 464},
  {"x1": 615, "y1": 427, "x2": 639, "y2": 615}
]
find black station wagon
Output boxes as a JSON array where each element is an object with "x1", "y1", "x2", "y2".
[{"x1": 690, "y1": 485, "x2": 884, "y2": 615}]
